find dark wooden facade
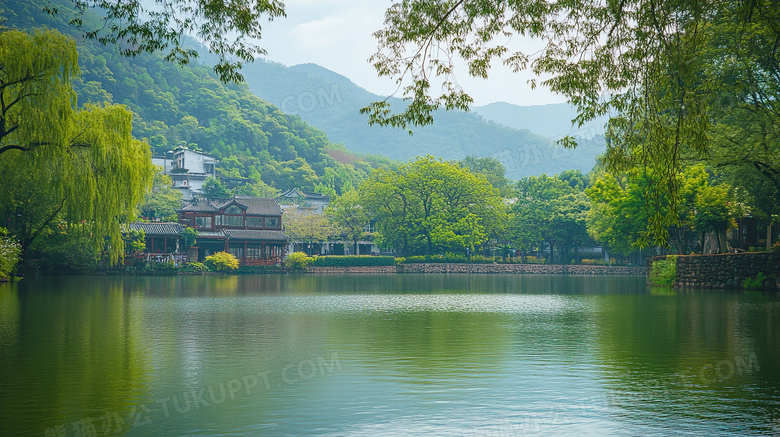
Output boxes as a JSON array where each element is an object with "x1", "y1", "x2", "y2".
[{"x1": 178, "y1": 196, "x2": 288, "y2": 265}]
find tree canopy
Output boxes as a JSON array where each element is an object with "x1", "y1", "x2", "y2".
[
  {"x1": 0, "y1": 28, "x2": 154, "y2": 263},
  {"x1": 364, "y1": 0, "x2": 779, "y2": 247},
  {"x1": 46, "y1": 0, "x2": 286, "y2": 83},
  {"x1": 358, "y1": 156, "x2": 505, "y2": 256}
]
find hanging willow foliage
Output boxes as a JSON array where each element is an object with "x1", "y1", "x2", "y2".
[{"x1": 0, "y1": 28, "x2": 154, "y2": 264}]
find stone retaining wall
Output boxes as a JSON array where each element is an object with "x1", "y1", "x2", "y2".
[
  {"x1": 306, "y1": 266, "x2": 397, "y2": 274},
  {"x1": 399, "y1": 263, "x2": 645, "y2": 275},
  {"x1": 306, "y1": 264, "x2": 645, "y2": 275},
  {"x1": 663, "y1": 252, "x2": 780, "y2": 289}
]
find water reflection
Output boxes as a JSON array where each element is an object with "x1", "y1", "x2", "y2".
[{"x1": 0, "y1": 274, "x2": 777, "y2": 436}]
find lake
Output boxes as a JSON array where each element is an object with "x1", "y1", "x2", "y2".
[{"x1": 1, "y1": 274, "x2": 779, "y2": 436}]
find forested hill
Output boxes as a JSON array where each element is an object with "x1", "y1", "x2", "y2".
[
  {"x1": 237, "y1": 59, "x2": 605, "y2": 179},
  {"x1": 3, "y1": 0, "x2": 388, "y2": 195}
]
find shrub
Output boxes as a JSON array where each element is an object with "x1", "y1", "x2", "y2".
[
  {"x1": 394, "y1": 257, "x2": 405, "y2": 265},
  {"x1": 741, "y1": 272, "x2": 767, "y2": 290},
  {"x1": 471, "y1": 254, "x2": 499, "y2": 264},
  {"x1": 310, "y1": 255, "x2": 395, "y2": 267},
  {"x1": 0, "y1": 228, "x2": 21, "y2": 281},
  {"x1": 524, "y1": 256, "x2": 545, "y2": 264},
  {"x1": 771, "y1": 242, "x2": 780, "y2": 254},
  {"x1": 143, "y1": 260, "x2": 178, "y2": 274},
  {"x1": 581, "y1": 258, "x2": 606, "y2": 265},
  {"x1": 284, "y1": 251, "x2": 311, "y2": 270},
  {"x1": 649, "y1": 256, "x2": 677, "y2": 286},
  {"x1": 204, "y1": 251, "x2": 239, "y2": 272},
  {"x1": 181, "y1": 262, "x2": 208, "y2": 273},
  {"x1": 33, "y1": 233, "x2": 99, "y2": 274}
]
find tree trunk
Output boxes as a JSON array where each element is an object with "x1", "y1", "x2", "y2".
[
  {"x1": 700, "y1": 231, "x2": 706, "y2": 254},
  {"x1": 767, "y1": 222, "x2": 774, "y2": 251},
  {"x1": 548, "y1": 241, "x2": 554, "y2": 264}
]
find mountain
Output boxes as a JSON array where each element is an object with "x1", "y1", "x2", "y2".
[
  {"x1": 238, "y1": 60, "x2": 606, "y2": 179},
  {"x1": 3, "y1": 0, "x2": 388, "y2": 195},
  {"x1": 473, "y1": 102, "x2": 609, "y2": 139}
]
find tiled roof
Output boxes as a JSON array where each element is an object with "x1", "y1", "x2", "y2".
[
  {"x1": 180, "y1": 196, "x2": 282, "y2": 216},
  {"x1": 196, "y1": 230, "x2": 226, "y2": 239},
  {"x1": 277, "y1": 188, "x2": 330, "y2": 201},
  {"x1": 127, "y1": 222, "x2": 184, "y2": 236},
  {"x1": 224, "y1": 229, "x2": 288, "y2": 242},
  {"x1": 233, "y1": 196, "x2": 283, "y2": 215}
]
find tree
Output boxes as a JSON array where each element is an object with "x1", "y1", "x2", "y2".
[
  {"x1": 201, "y1": 177, "x2": 232, "y2": 199},
  {"x1": 46, "y1": 0, "x2": 286, "y2": 83},
  {"x1": 326, "y1": 190, "x2": 368, "y2": 255},
  {"x1": 139, "y1": 172, "x2": 182, "y2": 220},
  {"x1": 459, "y1": 156, "x2": 513, "y2": 197},
  {"x1": 586, "y1": 169, "x2": 652, "y2": 258},
  {"x1": 181, "y1": 227, "x2": 198, "y2": 250},
  {"x1": 358, "y1": 156, "x2": 505, "y2": 256},
  {"x1": 363, "y1": 0, "x2": 778, "y2": 247},
  {"x1": 0, "y1": 29, "x2": 155, "y2": 264},
  {"x1": 282, "y1": 210, "x2": 337, "y2": 256},
  {"x1": 509, "y1": 174, "x2": 589, "y2": 264}
]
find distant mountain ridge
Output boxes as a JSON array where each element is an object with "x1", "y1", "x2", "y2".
[
  {"x1": 239, "y1": 59, "x2": 607, "y2": 179},
  {"x1": 473, "y1": 102, "x2": 609, "y2": 140}
]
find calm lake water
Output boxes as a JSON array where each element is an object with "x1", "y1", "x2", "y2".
[{"x1": 1, "y1": 274, "x2": 779, "y2": 436}]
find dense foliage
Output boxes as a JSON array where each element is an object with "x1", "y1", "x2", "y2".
[
  {"x1": 364, "y1": 0, "x2": 779, "y2": 247},
  {"x1": 45, "y1": 0, "x2": 285, "y2": 83},
  {"x1": 0, "y1": 28, "x2": 155, "y2": 264},
  {"x1": 5, "y1": 0, "x2": 387, "y2": 198},
  {"x1": 284, "y1": 251, "x2": 311, "y2": 270},
  {"x1": 508, "y1": 173, "x2": 591, "y2": 264},
  {"x1": 359, "y1": 156, "x2": 505, "y2": 256},
  {"x1": 204, "y1": 251, "x2": 239, "y2": 272}
]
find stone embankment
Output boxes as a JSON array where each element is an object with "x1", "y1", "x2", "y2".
[
  {"x1": 307, "y1": 264, "x2": 645, "y2": 275},
  {"x1": 667, "y1": 252, "x2": 780, "y2": 289},
  {"x1": 306, "y1": 266, "x2": 397, "y2": 274}
]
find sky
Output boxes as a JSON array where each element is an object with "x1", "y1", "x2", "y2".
[{"x1": 257, "y1": 0, "x2": 566, "y2": 107}]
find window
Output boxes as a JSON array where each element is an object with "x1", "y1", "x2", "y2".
[
  {"x1": 225, "y1": 205, "x2": 242, "y2": 214},
  {"x1": 196, "y1": 216, "x2": 212, "y2": 228},
  {"x1": 228, "y1": 247, "x2": 243, "y2": 259},
  {"x1": 214, "y1": 215, "x2": 223, "y2": 226},
  {"x1": 265, "y1": 217, "x2": 279, "y2": 228},
  {"x1": 246, "y1": 246, "x2": 262, "y2": 260},
  {"x1": 246, "y1": 217, "x2": 263, "y2": 228},
  {"x1": 224, "y1": 215, "x2": 243, "y2": 227}
]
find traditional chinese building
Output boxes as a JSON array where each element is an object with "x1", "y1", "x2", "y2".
[{"x1": 178, "y1": 196, "x2": 288, "y2": 265}]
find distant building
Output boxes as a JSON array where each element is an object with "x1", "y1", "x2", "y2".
[
  {"x1": 276, "y1": 188, "x2": 330, "y2": 214},
  {"x1": 276, "y1": 188, "x2": 380, "y2": 255},
  {"x1": 178, "y1": 196, "x2": 288, "y2": 265},
  {"x1": 151, "y1": 146, "x2": 218, "y2": 200}
]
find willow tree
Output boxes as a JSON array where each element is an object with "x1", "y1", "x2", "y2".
[
  {"x1": 0, "y1": 28, "x2": 154, "y2": 264},
  {"x1": 363, "y1": 0, "x2": 777, "y2": 247}
]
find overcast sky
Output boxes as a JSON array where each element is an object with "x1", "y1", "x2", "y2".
[{"x1": 257, "y1": 0, "x2": 565, "y2": 107}]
